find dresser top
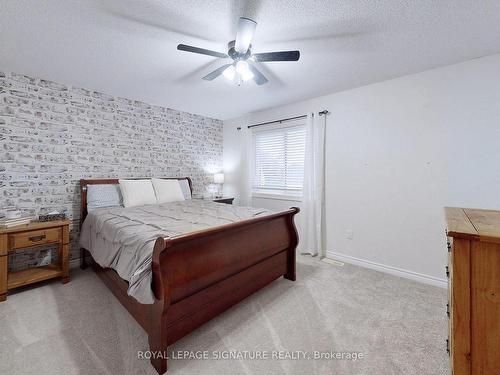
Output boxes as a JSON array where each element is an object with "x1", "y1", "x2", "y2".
[
  {"x1": 445, "y1": 207, "x2": 500, "y2": 242},
  {"x1": 0, "y1": 220, "x2": 70, "y2": 234}
]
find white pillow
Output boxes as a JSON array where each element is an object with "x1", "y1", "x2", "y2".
[
  {"x1": 118, "y1": 179, "x2": 157, "y2": 207},
  {"x1": 151, "y1": 178, "x2": 185, "y2": 203}
]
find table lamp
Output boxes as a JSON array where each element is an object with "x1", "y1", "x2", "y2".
[{"x1": 214, "y1": 173, "x2": 224, "y2": 198}]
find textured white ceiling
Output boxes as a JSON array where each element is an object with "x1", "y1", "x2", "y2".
[{"x1": 1, "y1": 0, "x2": 500, "y2": 120}]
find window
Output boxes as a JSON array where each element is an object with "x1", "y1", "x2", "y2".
[{"x1": 252, "y1": 122, "x2": 306, "y2": 196}]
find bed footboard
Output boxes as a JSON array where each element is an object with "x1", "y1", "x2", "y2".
[{"x1": 148, "y1": 207, "x2": 299, "y2": 374}]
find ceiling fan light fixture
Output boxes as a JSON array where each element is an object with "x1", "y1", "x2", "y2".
[
  {"x1": 177, "y1": 16, "x2": 300, "y2": 86},
  {"x1": 241, "y1": 69, "x2": 254, "y2": 82},
  {"x1": 235, "y1": 60, "x2": 250, "y2": 75},
  {"x1": 223, "y1": 65, "x2": 236, "y2": 81}
]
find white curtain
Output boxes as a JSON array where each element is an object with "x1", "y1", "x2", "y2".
[
  {"x1": 300, "y1": 112, "x2": 326, "y2": 257},
  {"x1": 241, "y1": 126, "x2": 254, "y2": 207}
]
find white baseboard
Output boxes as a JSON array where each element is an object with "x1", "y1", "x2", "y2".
[{"x1": 325, "y1": 250, "x2": 447, "y2": 289}]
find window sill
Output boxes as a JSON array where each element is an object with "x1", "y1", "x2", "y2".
[{"x1": 251, "y1": 192, "x2": 303, "y2": 202}]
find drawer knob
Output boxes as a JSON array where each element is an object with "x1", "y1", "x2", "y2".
[{"x1": 29, "y1": 235, "x2": 46, "y2": 242}]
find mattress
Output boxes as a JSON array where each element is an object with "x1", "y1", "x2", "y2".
[{"x1": 79, "y1": 199, "x2": 273, "y2": 304}]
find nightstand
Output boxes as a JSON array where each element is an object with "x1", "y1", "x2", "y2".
[
  {"x1": 213, "y1": 197, "x2": 234, "y2": 205},
  {"x1": 0, "y1": 220, "x2": 70, "y2": 302}
]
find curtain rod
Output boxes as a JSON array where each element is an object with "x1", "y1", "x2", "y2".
[
  {"x1": 246, "y1": 114, "x2": 308, "y2": 129},
  {"x1": 236, "y1": 110, "x2": 329, "y2": 130}
]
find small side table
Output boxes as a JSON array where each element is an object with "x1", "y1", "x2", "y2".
[
  {"x1": 213, "y1": 197, "x2": 235, "y2": 205},
  {"x1": 0, "y1": 220, "x2": 70, "y2": 302}
]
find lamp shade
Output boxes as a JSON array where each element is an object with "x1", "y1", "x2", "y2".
[{"x1": 214, "y1": 173, "x2": 224, "y2": 184}]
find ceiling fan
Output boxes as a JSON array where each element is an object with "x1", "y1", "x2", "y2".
[{"x1": 177, "y1": 17, "x2": 300, "y2": 86}]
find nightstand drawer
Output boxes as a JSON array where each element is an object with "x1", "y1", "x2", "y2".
[
  {"x1": 9, "y1": 227, "x2": 62, "y2": 250},
  {"x1": 0, "y1": 235, "x2": 6, "y2": 256}
]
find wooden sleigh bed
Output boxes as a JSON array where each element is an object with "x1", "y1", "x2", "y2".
[{"x1": 79, "y1": 177, "x2": 300, "y2": 374}]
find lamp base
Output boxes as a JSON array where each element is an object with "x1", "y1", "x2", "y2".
[{"x1": 216, "y1": 184, "x2": 223, "y2": 199}]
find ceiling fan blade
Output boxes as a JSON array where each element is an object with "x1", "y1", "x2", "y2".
[
  {"x1": 235, "y1": 17, "x2": 257, "y2": 53},
  {"x1": 202, "y1": 64, "x2": 233, "y2": 81},
  {"x1": 253, "y1": 51, "x2": 300, "y2": 62},
  {"x1": 247, "y1": 64, "x2": 268, "y2": 85},
  {"x1": 177, "y1": 44, "x2": 228, "y2": 59}
]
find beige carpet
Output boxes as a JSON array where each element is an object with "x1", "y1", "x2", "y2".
[{"x1": 0, "y1": 255, "x2": 449, "y2": 375}]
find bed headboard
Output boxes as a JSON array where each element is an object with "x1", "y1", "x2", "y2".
[{"x1": 79, "y1": 177, "x2": 193, "y2": 227}]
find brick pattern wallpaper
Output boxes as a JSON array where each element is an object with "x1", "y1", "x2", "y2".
[{"x1": 0, "y1": 70, "x2": 223, "y2": 270}]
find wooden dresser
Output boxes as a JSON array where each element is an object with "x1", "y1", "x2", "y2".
[
  {"x1": 0, "y1": 220, "x2": 70, "y2": 302},
  {"x1": 445, "y1": 207, "x2": 500, "y2": 375}
]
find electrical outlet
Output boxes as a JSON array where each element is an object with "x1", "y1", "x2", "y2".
[{"x1": 345, "y1": 229, "x2": 353, "y2": 240}]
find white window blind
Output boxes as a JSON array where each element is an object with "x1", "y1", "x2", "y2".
[{"x1": 252, "y1": 123, "x2": 306, "y2": 194}]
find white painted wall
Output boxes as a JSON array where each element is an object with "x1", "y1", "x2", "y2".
[{"x1": 223, "y1": 53, "x2": 500, "y2": 285}]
